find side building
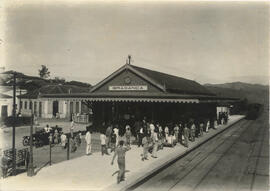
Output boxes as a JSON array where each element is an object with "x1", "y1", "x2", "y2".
[
  {"x1": 18, "y1": 84, "x2": 91, "y2": 121},
  {"x1": 0, "y1": 86, "x2": 27, "y2": 119}
]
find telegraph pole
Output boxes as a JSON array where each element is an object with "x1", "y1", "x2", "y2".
[
  {"x1": 27, "y1": 112, "x2": 34, "y2": 176},
  {"x1": 12, "y1": 72, "x2": 16, "y2": 176}
]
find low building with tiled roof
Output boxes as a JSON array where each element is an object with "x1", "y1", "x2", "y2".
[
  {"x1": 0, "y1": 86, "x2": 27, "y2": 118},
  {"x1": 0, "y1": 93, "x2": 13, "y2": 118},
  {"x1": 18, "y1": 84, "x2": 91, "y2": 119}
]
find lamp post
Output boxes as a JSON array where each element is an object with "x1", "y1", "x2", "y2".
[{"x1": 12, "y1": 72, "x2": 16, "y2": 176}]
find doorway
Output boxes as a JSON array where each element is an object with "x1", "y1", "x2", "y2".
[
  {"x1": 70, "y1": 102, "x2": 74, "y2": 120},
  {"x1": 53, "y1": 101, "x2": 59, "y2": 117},
  {"x1": 1, "y1": 105, "x2": 8, "y2": 118},
  {"x1": 39, "y1": 102, "x2": 42, "y2": 117}
]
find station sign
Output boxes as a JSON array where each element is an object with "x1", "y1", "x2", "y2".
[{"x1": 108, "y1": 85, "x2": 148, "y2": 91}]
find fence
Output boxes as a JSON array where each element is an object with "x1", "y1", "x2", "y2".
[
  {"x1": 1, "y1": 148, "x2": 29, "y2": 178},
  {"x1": 72, "y1": 114, "x2": 90, "y2": 124},
  {"x1": 31, "y1": 131, "x2": 101, "y2": 173}
]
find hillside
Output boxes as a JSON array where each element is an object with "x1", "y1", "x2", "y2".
[
  {"x1": 204, "y1": 82, "x2": 269, "y2": 105},
  {"x1": 0, "y1": 70, "x2": 92, "y2": 91}
]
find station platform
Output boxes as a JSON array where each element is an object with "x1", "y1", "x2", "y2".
[{"x1": 1, "y1": 115, "x2": 245, "y2": 191}]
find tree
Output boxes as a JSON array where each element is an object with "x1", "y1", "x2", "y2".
[{"x1": 38, "y1": 65, "x2": 50, "y2": 79}]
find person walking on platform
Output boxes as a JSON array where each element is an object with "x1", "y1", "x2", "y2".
[
  {"x1": 141, "y1": 135, "x2": 149, "y2": 161},
  {"x1": 183, "y1": 124, "x2": 189, "y2": 148},
  {"x1": 190, "y1": 122, "x2": 196, "y2": 142},
  {"x1": 224, "y1": 112, "x2": 228, "y2": 124},
  {"x1": 199, "y1": 122, "x2": 204, "y2": 137},
  {"x1": 206, "y1": 120, "x2": 210, "y2": 133},
  {"x1": 85, "y1": 128, "x2": 92, "y2": 155},
  {"x1": 106, "y1": 124, "x2": 113, "y2": 149},
  {"x1": 75, "y1": 132, "x2": 82, "y2": 147},
  {"x1": 54, "y1": 129, "x2": 59, "y2": 144},
  {"x1": 100, "y1": 131, "x2": 109, "y2": 155},
  {"x1": 111, "y1": 132, "x2": 117, "y2": 153},
  {"x1": 174, "y1": 124, "x2": 179, "y2": 144},
  {"x1": 111, "y1": 140, "x2": 131, "y2": 184},
  {"x1": 178, "y1": 123, "x2": 183, "y2": 144},
  {"x1": 113, "y1": 125, "x2": 119, "y2": 146},
  {"x1": 125, "y1": 125, "x2": 132, "y2": 146},
  {"x1": 60, "y1": 132, "x2": 67, "y2": 149},
  {"x1": 164, "y1": 126, "x2": 169, "y2": 140},
  {"x1": 138, "y1": 126, "x2": 143, "y2": 147},
  {"x1": 70, "y1": 120, "x2": 75, "y2": 138},
  {"x1": 151, "y1": 129, "x2": 159, "y2": 158},
  {"x1": 70, "y1": 137, "x2": 77, "y2": 152},
  {"x1": 134, "y1": 120, "x2": 140, "y2": 142},
  {"x1": 221, "y1": 113, "x2": 225, "y2": 124},
  {"x1": 218, "y1": 112, "x2": 222, "y2": 125},
  {"x1": 214, "y1": 119, "x2": 218, "y2": 130},
  {"x1": 157, "y1": 124, "x2": 164, "y2": 150},
  {"x1": 150, "y1": 122, "x2": 155, "y2": 135}
]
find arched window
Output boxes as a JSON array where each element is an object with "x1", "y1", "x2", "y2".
[
  {"x1": 29, "y1": 101, "x2": 33, "y2": 110},
  {"x1": 24, "y1": 101, "x2": 28, "y2": 109}
]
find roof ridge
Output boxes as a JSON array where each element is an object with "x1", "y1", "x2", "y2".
[
  {"x1": 130, "y1": 64, "x2": 197, "y2": 83},
  {"x1": 129, "y1": 64, "x2": 214, "y2": 96}
]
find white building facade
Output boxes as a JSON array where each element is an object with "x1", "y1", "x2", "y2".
[{"x1": 19, "y1": 98, "x2": 89, "y2": 119}]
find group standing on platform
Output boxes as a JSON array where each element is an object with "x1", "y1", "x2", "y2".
[{"x1": 37, "y1": 112, "x2": 229, "y2": 184}]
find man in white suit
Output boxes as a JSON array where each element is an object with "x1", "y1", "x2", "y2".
[{"x1": 85, "y1": 127, "x2": 92, "y2": 155}]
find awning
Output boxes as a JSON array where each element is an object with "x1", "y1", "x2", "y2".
[
  {"x1": 41, "y1": 97, "x2": 199, "y2": 103},
  {"x1": 81, "y1": 97, "x2": 199, "y2": 103}
]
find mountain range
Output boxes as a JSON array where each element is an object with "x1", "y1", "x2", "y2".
[
  {"x1": 1, "y1": 71, "x2": 268, "y2": 106},
  {"x1": 204, "y1": 82, "x2": 269, "y2": 105}
]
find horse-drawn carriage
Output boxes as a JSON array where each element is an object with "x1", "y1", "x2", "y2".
[{"x1": 22, "y1": 126, "x2": 62, "y2": 147}]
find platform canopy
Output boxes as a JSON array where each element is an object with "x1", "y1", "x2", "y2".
[{"x1": 34, "y1": 63, "x2": 239, "y2": 104}]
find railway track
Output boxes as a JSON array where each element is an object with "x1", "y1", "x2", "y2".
[{"x1": 133, "y1": 113, "x2": 268, "y2": 191}]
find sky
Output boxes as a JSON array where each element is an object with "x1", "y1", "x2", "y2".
[{"x1": 0, "y1": 0, "x2": 269, "y2": 85}]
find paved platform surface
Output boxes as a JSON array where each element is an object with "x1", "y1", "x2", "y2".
[
  {"x1": 134, "y1": 111, "x2": 269, "y2": 191},
  {"x1": 1, "y1": 115, "x2": 244, "y2": 191}
]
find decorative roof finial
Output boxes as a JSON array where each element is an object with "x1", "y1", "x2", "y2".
[{"x1": 127, "y1": 55, "x2": 131, "y2": 65}]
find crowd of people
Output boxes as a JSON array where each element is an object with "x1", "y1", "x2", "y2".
[
  {"x1": 82, "y1": 114, "x2": 230, "y2": 184},
  {"x1": 37, "y1": 113, "x2": 230, "y2": 184},
  {"x1": 43, "y1": 121, "x2": 82, "y2": 153},
  {"x1": 1, "y1": 112, "x2": 230, "y2": 180}
]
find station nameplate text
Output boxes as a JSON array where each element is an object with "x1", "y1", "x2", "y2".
[{"x1": 109, "y1": 86, "x2": 148, "y2": 91}]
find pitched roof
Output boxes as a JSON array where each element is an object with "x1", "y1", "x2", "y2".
[
  {"x1": 91, "y1": 64, "x2": 215, "y2": 96},
  {"x1": 18, "y1": 84, "x2": 91, "y2": 99},
  {"x1": 130, "y1": 65, "x2": 215, "y2": 96}
]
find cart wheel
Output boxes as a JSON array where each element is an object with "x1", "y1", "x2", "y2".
[{"x1": 23, "y1": 137, "x2": 29, "y2": 146}]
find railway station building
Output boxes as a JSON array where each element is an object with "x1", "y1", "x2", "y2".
[{"x1": 39, "y1": 63, "x2": 237, "y2": 131}]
